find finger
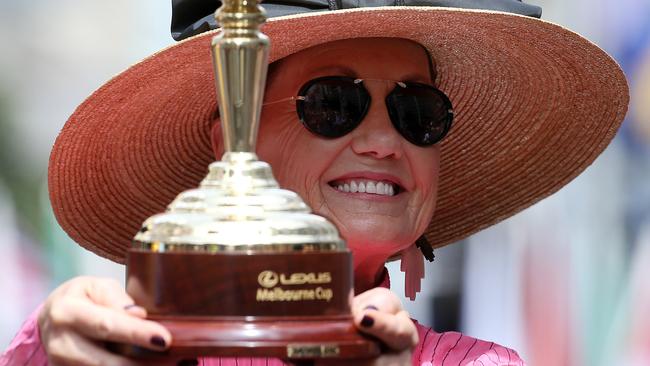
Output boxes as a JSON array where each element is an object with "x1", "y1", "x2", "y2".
[
  {"x1": 123, "y1": 304, "x2": 148, "y2": 318},
  {"x1": 49, "y1": 297, "x2": 172, "y2": 351},
  {"x1": 354, "y1": 309, "x2": 418, "y2": 351},
  {"x1": 63, "y1": 277, "x2": 148, "y2": 318},
  {"x1": 352, "y1": 288, "x2": 402, "y2": 316},
  {"x1": 47, "y1": 330, "x2": 140, "y2": 366},
  {"x1": 86, "y1": 278, "x2": 142, "y2": 313}
]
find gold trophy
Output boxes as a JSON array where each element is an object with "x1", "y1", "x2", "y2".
[{"x1": 116, "y1": 0, "x2": 380, "y2": 361}]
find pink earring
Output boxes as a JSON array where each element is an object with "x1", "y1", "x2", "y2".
[
  {"x1": 401, "y1": 244, "x2": 424, "y2": 300},
  {"x1": 400, "y1": 236, "x2": 435, "y2": 301}
]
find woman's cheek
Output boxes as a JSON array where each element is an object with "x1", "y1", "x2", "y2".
[
  {"x1": 277, "y1": 144, "x2": 325, "y2": 208},
  {"x1": 410, "y1": 190, "x2": 437, "y2": 239},
  {"x1": 417, "y1": 188, "x2": 439, "y2": 239},
  {"x1": 400, "y1": 146, "x2": 440, "y2": 240},
  {"x1": 257, "y1": 120, "x2": 315, "y2": 197},
  {"x1": 257, "y1": 114, "x2": 297, "y2": 163}
]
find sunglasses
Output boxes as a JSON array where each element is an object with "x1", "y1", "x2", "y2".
[{"x1": 289, "y1": 76, "x2": 454, "y2": 146}]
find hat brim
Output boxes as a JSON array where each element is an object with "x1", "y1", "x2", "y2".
[{"x1": 49, "y1": 7, "x2": 629, "y2": 263}]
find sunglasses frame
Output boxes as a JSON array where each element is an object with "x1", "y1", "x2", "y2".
[{"x1": 295, "y1": 76, "x2": 454, "y2": 147}]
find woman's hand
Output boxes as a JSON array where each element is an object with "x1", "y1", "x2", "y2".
[
  {"x1": 317, "y1": 287, "x2": 419, "y2": 366},
  {"x1": 38, "y1": 276, "x2": 172, "y2": 366}
]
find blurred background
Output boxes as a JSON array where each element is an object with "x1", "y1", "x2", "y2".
[{"x1": 1, "y1": 1, "x2": 649, "y2": 365}]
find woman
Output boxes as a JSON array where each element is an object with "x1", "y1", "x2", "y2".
[{"x1": 1, "y1": 1, "x2": 628, "y2": 365}]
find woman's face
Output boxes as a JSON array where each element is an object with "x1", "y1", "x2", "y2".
[{"x1": 216, "y1": 38, "x2": 440, "y2": 258}]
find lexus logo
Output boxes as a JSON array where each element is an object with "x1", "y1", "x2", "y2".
[{"x1": 258, "y1": 270, "x2": 279, "y2": 288}]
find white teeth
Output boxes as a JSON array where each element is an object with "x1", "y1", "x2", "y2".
[
  {"x1": 366, "y1": 181, "x2": 376, "y2": 194},
  {"x1": 377, "y1": 182, "x2": 385, "y2": 195},
  {"x1": 333, "y1": 179, "x2": 398, "y2": 196}
]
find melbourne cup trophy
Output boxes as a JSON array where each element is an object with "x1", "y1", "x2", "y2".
[{"x1": 113, "y1": 0, "x2": 380, "y2": 361}]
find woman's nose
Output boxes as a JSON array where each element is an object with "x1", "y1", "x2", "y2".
[{"x1": 349, "y1": 85, "x2": 404, "y2": 160}]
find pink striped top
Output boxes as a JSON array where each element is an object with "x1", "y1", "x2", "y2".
[{"x1": 1, "y1": 271, "x2": 524, "y2": 365}]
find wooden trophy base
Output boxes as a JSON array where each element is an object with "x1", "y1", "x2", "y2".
[{"x1": 120, "y1": 249, "x2": 380, "y2": 361}]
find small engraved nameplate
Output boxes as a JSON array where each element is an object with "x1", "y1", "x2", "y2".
[{"x1": 287, "y1": 344, "x2": 341, "y2": 358}]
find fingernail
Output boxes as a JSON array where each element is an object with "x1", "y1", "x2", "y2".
[
  {"x1": 364, "y1": 305, "x2": 379, "y2": 311},
  {"x1": 124, "y1": 304, "x2": 147, "y2": 318},
  {"x1": 124, "y1": 304, "x2": 144, "y2": 312},
  {"x1": 360, "y1": 315, "x2": 374, "y2": 328},
  {"x1": 150, "y1": 335, "x2": 167, "y2": 348},
  {"x1": 177, "y1": 359, "x2": 199, "y2": 366}
]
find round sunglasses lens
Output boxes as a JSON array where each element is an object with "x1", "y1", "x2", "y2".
[
  {"x1": 297, "y1": 78, "x2": 369, "y2": 138},
  {"x1": 386, "y1": 85, "x2": 452, "y2": 146}
]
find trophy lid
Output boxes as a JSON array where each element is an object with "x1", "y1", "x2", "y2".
[
  {"x1": 133, "y1": 0, "x2": 345, "y2": 254},
  {"x1": 134, "y1": 152, "x2": 345, "y2": 253}
]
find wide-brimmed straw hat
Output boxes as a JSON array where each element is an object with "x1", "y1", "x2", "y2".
[{"x1": 49, "y1": 1, "x2": 629, "y2": 263}]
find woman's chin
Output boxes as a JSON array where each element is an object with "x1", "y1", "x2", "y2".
[
  {"x1": 313, "y1": 192, "x2": 417, "y2": 252},
  {"x1": 341, "y1": 226, "x2": 412, "y2": 255}
]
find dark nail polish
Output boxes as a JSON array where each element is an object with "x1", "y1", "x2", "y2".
[
  {"x1": 177, "y1": 359, "x2": 199, "y2": 366},
  {"x1": 360, "y1": 315, "x2": 374, "y2": 328},
  {"x1": 364, "y1": 305, "x2": 379, "y2": 311},
  {"x1": 150, "y1": 335, "x2": 166, "y2": 348}
]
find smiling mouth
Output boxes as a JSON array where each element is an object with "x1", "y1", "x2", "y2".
[{"x1": 328, "y1": 179, "x2": 403, "y2": 197}]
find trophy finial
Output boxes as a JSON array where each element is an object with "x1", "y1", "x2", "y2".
[{"x1": 212, "y1": 0, "x2": 269, "y2": 153}]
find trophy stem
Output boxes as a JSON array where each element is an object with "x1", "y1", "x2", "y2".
[{"x1": 211, "y1": 0, "x2": 269, "y2": 153}]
